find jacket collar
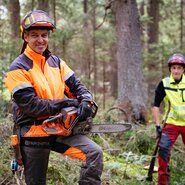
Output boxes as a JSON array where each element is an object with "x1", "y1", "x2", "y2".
[
  {"x1": 24, "y1": 45, "x2": 45, "y2": 62},
  {"x1": 170, "y1": 74, "x2": 185, "y2": 84}
]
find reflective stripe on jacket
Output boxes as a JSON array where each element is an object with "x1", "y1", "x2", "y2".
[{"x1": 163, "y1": 74, "x2": 185, "y2": 126}]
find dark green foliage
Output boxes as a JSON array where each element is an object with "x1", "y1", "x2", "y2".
[
  {"x1": 47, "y1": 155, "x2": 81, "y2": 185},
  {"x1": 0, "y1": 117, "x2": 14, "y2": 184},
  {"x1": 0, "y1": 99, "x2": 11, "y2": 118}
]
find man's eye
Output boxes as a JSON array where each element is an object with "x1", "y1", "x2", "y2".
[{"x1": 31, "y1": 34, "x2": 37, "y2": 37}]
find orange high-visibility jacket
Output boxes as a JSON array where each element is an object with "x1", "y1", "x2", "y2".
[{"x1": 6, "y1": 45, "x2": 92, "y2": 136}]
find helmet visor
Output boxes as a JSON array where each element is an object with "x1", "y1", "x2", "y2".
[{"x1": 22, "y1": 10, "x2": 55, "y2": 30}]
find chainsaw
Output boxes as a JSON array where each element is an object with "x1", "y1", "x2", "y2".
[{"x1": 41, "y1": 102, "x2": 132, "y2": 136}]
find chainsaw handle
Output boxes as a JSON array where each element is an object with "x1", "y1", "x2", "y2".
[
  {"x1": 44, "y1": 113, "x2": 63, "y2": 124},
  {"x1": 45, "y1": 101, "x2": 97, "y2": 123},
  {"x1": 67, "y1": 103, "x2": 96, "y2": 132},
  {"x1": 90, "y1": 101, "x2": 98, "y2": 118}
]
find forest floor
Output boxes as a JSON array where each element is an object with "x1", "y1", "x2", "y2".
[{"x1": 0, "y1": 118, "x2": 185, "y2": 185}]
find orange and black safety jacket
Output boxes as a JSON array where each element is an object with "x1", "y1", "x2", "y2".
[{"x1": 5, "y1": 45, "x2": 92, "y2": 136}]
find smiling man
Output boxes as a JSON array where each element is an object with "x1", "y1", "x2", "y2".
[
  {"x1": 152, "y1": 53, "x2": 185, "y2": 185},
  {"x1": 24, "y1": 29, "x2": 49, "y2": 54},
  {"x1": 5, "y1": 10, "x2": 103, "y2": 185}
]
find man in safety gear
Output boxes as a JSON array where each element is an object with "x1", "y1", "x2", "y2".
[
  {"x1": 152, "y1": 53, "x2": 185, "y2": 185},
  {"x1": 5, "y1": 10, "x2": 103, "y2": 185}
]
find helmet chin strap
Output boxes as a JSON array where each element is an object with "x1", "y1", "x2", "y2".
[{"x1": 21, "y1": 41, "x2": 27, "y2": 54}]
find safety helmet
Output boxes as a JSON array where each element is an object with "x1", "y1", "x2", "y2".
[
  {"x1": 167, "y1": 53, "x2": 185, "y2": 67},
  {"x1": 20, "y1": 10, "x2": 55, "y2": 39}
]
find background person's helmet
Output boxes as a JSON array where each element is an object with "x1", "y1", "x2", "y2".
[
  {"x1": 167, "y1": 53, "x2": 185, "y2": 67},
  {"x1": 20, "y1": 10, "x2": 55, "y2": 39}
]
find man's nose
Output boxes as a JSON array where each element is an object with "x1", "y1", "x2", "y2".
[{"x1": 37, "y1": 36, "x2": 44, "y2": 42}]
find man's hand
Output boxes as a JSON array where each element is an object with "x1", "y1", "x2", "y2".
[
  {"x1": 155, "y1": 125, "x2": 162, "y2": 138},
  {"x1": 77, "y1": 101, "x2": 93, "y2": 121},
  {"x1": 60, "y1": 99, "x2": 79, "y2": 108}
]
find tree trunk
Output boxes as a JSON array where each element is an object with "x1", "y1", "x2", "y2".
[
  {"x1": 147, "y1": 0, "x2": 159, "y2": 47},
  {"x1": 108, "y1": 14, "x2": 117, "y2": 99},
  {"x1": 180, "y1": 0, "x2": 183, "y2": 50},
  {"x1": 37, "y1": 0, "x2": 49, "y2": 13},
  {"x1": 147, "y1": 0, "x2": 160, "y2": 102},
  {"x1": 51, "y1": 0, "x2": 56, "y2": 52},
  {"x1": 112, "y1": 0, "x2": 147, "y2": 123},
  {"x1": 92, "y1": 4, "x2": 97, "y2": 100},
  {"x1": 52, "y1": 0, "x2": 56, "y2": 26},
  {"x1": 7, "y1": 0, "x2": 20, "y2": 39},
  {"x1": 109, "y1": 43, "x2": 117, "y2": 98},
  {"x1": 31, "y1": 0, "x2": 35, "y2": 10},
  {"x1": 82, "y1": 0, "x2": 92, "y2": 90}
]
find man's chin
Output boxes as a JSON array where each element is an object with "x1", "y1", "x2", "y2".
[
  {"x1": 173, "y1": 76, "x2": 181, "y2": 81},
  {"x1": 36, "y1": 48, "x2": 46, "y2": 54}
]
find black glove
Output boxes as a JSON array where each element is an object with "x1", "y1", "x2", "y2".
[
  {"x1": 77, "y1": 101, "x2": 93, "y2": 121},
  {"x1": 156, "y1": 125, "x2": 162, "y2": 138},
  {"x1": 59, "y1": 99, "x2": 79, "y2": 108}
]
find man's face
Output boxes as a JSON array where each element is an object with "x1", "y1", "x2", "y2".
[
  {"x1": 170, "y1": 64, "x2": 185, "y2": 80},
  {"x1": 24, "y1": 29, "x2": 49, "y2": 54}
]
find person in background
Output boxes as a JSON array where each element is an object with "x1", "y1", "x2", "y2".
[
  {"x1": 5, "y1": 10, "x2": 103, "y2": 185},
  {"x1": 152, "y1": 53, "x2": 185, "y2": 185}
]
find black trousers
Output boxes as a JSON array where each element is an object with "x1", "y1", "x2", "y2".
[{"x1": 21, "y1": 135, "x2": 103, "y2": 185}]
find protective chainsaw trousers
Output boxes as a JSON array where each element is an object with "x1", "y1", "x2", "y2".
[
  {"x1": 158, "y1": 124, "x2": 185, "y2": 185},
  {"x1": 20, "y1": 135, "x2": 103, "y2": 185}
]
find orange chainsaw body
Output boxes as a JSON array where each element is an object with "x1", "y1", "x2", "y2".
[{"x1": 42, "y1": 107, "x2": 78, "y2": 136}]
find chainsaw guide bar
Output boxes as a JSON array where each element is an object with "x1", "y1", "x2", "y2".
[
  {"x1": 72, "y1": 121, "x2": 132, "y2": 135},
  {"x1": 90, "y1": 123, "x2": 132, "y2": 133}
]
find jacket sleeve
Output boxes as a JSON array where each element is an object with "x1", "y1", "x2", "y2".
[
  {"x1": 13, "y1": 87, "x2": 78, "y2": 118},
  {"x1": 65, "y1": 74, "x2": 93, "y2": 102},
  {"x1": 153, "y1": 80, "x2": 166, "y2": 107}
]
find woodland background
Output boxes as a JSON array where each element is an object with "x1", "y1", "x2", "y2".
[{"x1": 0, "y1": 0, "x2": 185, "y2": 184}]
